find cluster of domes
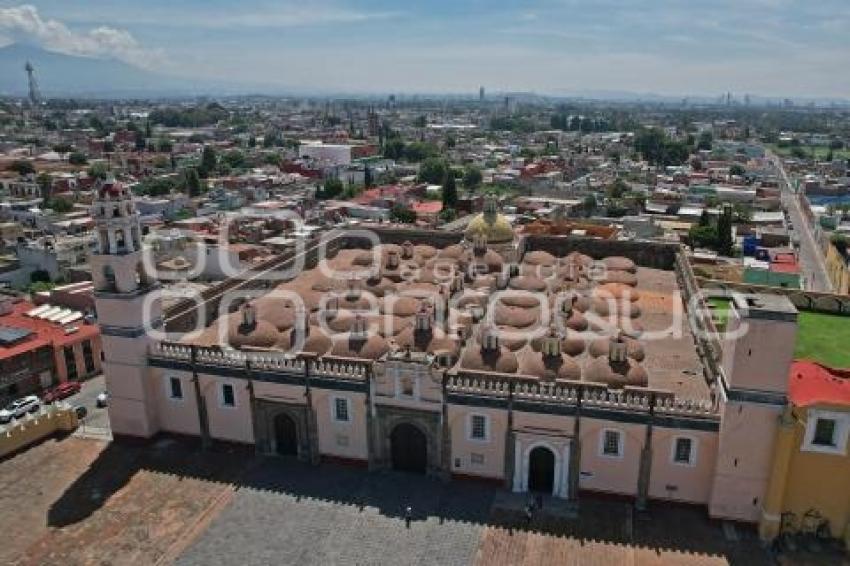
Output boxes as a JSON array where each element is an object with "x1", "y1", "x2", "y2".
[{"x1": 185, "y1": 238, "x2": 652, "y2": 391}]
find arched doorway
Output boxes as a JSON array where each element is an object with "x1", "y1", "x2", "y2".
[
  {"x1": 274, "y1": 412, "x2": 298, "y2": 456},
  {"x1": 528, "y1": 446, "x2": 555, "y2": 493},
  {"x1": 390, "y1": 423, "x2": 427, "y2": 473}
]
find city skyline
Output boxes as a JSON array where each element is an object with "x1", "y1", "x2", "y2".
[{"x1": 0, "y1": 1, "x2": 848, "y2": 98}]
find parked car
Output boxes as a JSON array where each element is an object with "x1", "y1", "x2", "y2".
[
  {"x1": 0, "y1": 395, "x2": 41, "y2": 423},
  {"x1": 96, "y1": 391, "x2": 108, "y2": 408},
  {"x1": 43, "y1": 381, "x2": 81, "y2": 403}
]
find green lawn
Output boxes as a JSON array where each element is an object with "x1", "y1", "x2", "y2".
[
  {"x1": 708, "y1": 297, "x2": 732, "y2": 332},
  {"x1": 794, "y1": 311, "x2": 850, "y2": 368},
  {"x1": 767, "y1": 143, "x2": 850, "y2": 161}
]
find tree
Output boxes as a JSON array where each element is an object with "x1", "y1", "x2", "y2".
[
  {"x1": 364, "y1": 165, "x2": 374, "y2": 188},
  {"x1": 88, "y1": 162, "x2": 110, "y2": 181},
  {"x1": 413, "y1": 115, "x2": 427, "y2": 128},
  {"x1": 36, "y1": 172, "x2": 52, "y2": 200},
  {"x1": 697, "y1": 131, "x2": 713, "y2": 151},
  {"x1": 383, "y1": 138, "x2": 405, "y2": 160},
  {"x1": 716, "y1": 205, "x2": 734, "y2": 256},
  {"x1": 317, "y1": 178, "x2": 344, "y2": 200},
  {"x1": 390, "y1": 205, "x2": 417, "y2": 224},
  {"x1": 222, "y1": 150, "x2": 246, "y2": 170},
  {"x1": 698, "y1": 209, "x2": 711, "y2": 227},
  {"x1": 688, "y1": 224, "x2": 717, "y2": 249},
  {"x1": 184, "y1": 168, "x2": 203, "y2": 197},
  {"x1": 418, "y1": 157, "x2": 448, "y2": 184},
  {"x1": 606, "y1": 178, "x2": 628, "y2": 199},
  {"x1": 442, "y1": 169, "x2": 458, "y2": 209},
  {"x1": 729, "y1": 164, "x2": 746, "y2": 177},
  {"x1": 582, "y1": 195, "x2": 597, "y2": 217},
  {"x1": 403, "y1": 141, "x2": 438, "y2": 162},
  {"x1": 463, "y1": 165, "x2": 483, "y2": 190},
  {"x1": 198, "y1": 145, "x2": 217, "y2": 177},
  {"x1": 68, "y1": 152, "x2": 88, "y2": 165},
  {"x1": 46, "y1": 197, "x2": 73, "y2": 214},
  {"x1": 8, "y1": 160, "x2": 35, "y2": 176},
  {"x1": 634, "y1": 128, "x2": 690, "y2": 167},
  {"x1": 135, "y1": 128, "x2": 146, "y2": 151}
]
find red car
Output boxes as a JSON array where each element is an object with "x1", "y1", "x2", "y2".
[{"x1": 43, "y1": 381, "x2": 81, "y2": 403}]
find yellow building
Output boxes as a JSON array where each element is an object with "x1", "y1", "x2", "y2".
[
  {"x1": 824, "y1": 242, "x2": 850, "y2": 295},
  {"x1": 760, "y1": 361, "x2": 850, "y2": 548}
]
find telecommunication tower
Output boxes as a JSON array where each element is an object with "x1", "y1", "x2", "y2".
[{"x1": 25, "y1": 61, "x2": 41, "y2": 106}]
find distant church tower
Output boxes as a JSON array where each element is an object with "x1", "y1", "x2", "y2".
[{"x1": 91, "y1": 178, "x2": 161, "y2": 438}]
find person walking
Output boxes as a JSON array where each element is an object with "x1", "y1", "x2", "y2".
[{"x1": 405, "y1": 506, "x2": 412, "y2": 529}]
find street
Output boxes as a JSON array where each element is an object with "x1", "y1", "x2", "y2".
[
  {"x1": 67, "y1": 374, "x2": 112, "y2": 439},
  {"x1": 771, "y1": 153, "x2": 833, "y2": 292}
]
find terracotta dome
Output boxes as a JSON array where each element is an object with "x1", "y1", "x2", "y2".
[
  {"x1": 414, "y1": 245, "x2": 438, "y2": 259},
  {"x1": 455, "y1": 290, "x2": 488, "y2": 309},
  {"x1": 471, "y1": 249, "x2": 504, "y2": 273},
  {"x1": 371, "y1": 314, "x2": 412, "y2": 337},
  {"x1": 559, "y1": 308, "x2": 589, "y2": 331},
  {"x1": 310, "y1": 276, "x2": 336, "y2": 293},
  {"x1": 336, "y1": 293, "x2": 377, "y2": 311},
  {"x1": 352, "y1": 251, "x2": 376, "y2": 267},
  {"x1": 588, "y1": 335, "x2": 645, "y2": 362},
  {"x1": 600, "y1": 270, "x2": 638, "y2": 286},
  {"x1": 380, "y1": 295, "x2": 420, "y2": 317},
  {"x1": 594, "y1": 283, "x2": 640, "y2": 302},
  {"x1": 592, "y1": 297, "x2": 635, "y2": 318},
  {"x1": 227, "y1": 317, "x2": 279, "y2": 349},
  {"x1": 520, "y1": 263, "x2": 556, "y2": 279},
  {"x1": 330, "y1": 333, "x2": 389, "y2": 360},
  {"x1": 397, "y1": 281, "x2": 441, "y2": 298},
  {"x1": 551, "y1": 291, "x2": 592, "y2": 313},
  {"x1": 493, "y1": 302, "x2": 539, "y2": 328},
  {"x1": 508, "y1": 275, "x2": 548, "y2": 293},
  {"x1": 437, "y1": 244, "x2": 467, "y2": 260},
  {"x1": 500, "y1": 293, "x2": 543, "y2": 308},
  {"x1": 471, "y1": 275, "x2": 497, "y2": 291},
  {"x1": 253, "y1": 297, "x2": 299, "y2": 330},
  {"x1": 603, "y1": 256, "x2": 636, "y2": 273},
  {"x1": 517, "y1": 347, "x2": 581, "y2": 381},
  {"x1": 523, "y1": 250, "x2": 556, "y2": 266},
  {"x1": 392, "y1": 327, "x2": 460, "y2": 355},
  {"x1": 561, "y1": 252, "x2": 594, "y2": 268},
  {"x1": 529, "y1": 328, "x2": 587, "y2": 357},
  {"x1": 364, "y1": 276, "x2": 395, "y2": 297},
  {"x1": 584, "y1": 357, "x2": 648, "y2": 388},
  {"x1": 276, "y1": 325, "x2": 332, "y2": 356},
  {"x1": 461, "y1": 345, "x2": 518, "y2": 374}
]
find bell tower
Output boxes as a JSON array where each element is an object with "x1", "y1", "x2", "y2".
[{"x1": 91, "y1": 178, "x2": 161, "y2": 438}]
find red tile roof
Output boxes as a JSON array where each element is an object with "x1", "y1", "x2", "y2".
[
  {"x1": 0, "y1": 301, "x2": 99, "y2": 361},
  {"x1": 789, "y1": 360, "x2": 850, "y2": 408}
]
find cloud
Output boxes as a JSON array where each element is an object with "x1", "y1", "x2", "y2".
[{"x1": 0, "y1": 4, "x2": 163, "y2": 68}]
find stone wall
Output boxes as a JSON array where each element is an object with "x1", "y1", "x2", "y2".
[
  {"x1": 0, "y1": 405, "x2": 78, "y2": 459},
  {"x1": 698, "y1": 278, "x2": 850, "y2": 315},
  {"x1": 523, "y1": 235, "x2": 681, "y2": 270}
]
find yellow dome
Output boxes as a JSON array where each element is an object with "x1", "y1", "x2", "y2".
[{"x1": 464, "y1": 212, "x2": 514, "y2": 243}]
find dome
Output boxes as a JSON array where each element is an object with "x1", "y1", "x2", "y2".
[
  {"x1": 588, "y1": 335, "x2": 645, "y2": 362},
  {"x1": 437, "y1": 244, "x2": 467, "y2": 260},
  {"x1": 500, "y1": 293, "x2": 543, "y2": 309},
  {"x1": 227, "y1": 317, "x2": 279, "y2": 349},
  {"x1": 600, "y1": 270, "x2": 638, "y2": 286},
  {"x1": 364, "y1": 276, "x2": 395, "y2": 297},
  {"x1": 594, "y1": 283, "x2": 640, "y2": 302},
  {"x1": 414, "y1": 245, "x2": 438, "y2": 260},
  {"x1": 470, "y1": 249, "x2": 504, "y2": 273},
  {"x1": 523, "y1": 250, "x2": 556, "y2": 266},
  {"x1": 517, "y1": 347, "x2": 581, "y2": 381},
  {"x1": 380, "y1": 295, "x2": 421, "y2": 317},
  {"x1": 603, "y1": 256, "x2": 637, "y2": 273},
  {"x1": 330, "y1": 333, "x2": 389, "y2": 360},
  {"x1": 493, "y1": 302, "x2": 539, "y2": 328},
  {"x1": 277, "y1": 326, "x2": 332, "y2": 356},
  {"x1": 464, "y1": 213, "x2": 514, "y2": 244},
  {"x1": 253, "y1": 297, "x2": 297, "y2": 330},
  {"x1": 392, "y1": 327, "x2": 460, "y2": 355},
  {"x1": 508, "y1": 276, "x2": 548, "y2": 293},
  {"x1": 584, "y1": 357, "x2": 648, "y2": 388},
  {"x1": 460, "y1": 345, "x2": 518, "y2": 374}
]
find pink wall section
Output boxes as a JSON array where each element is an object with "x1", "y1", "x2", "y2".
[
  {"x1": 448, "y1": 406, "x2": 508, "y2": 479},
  {"x1": 648, "y1": 428, "x2": 718, "y2": 504},
  {"x1": 311, "y1": 388, "x2": 369, "y2": 461},
  {"x1": 200, "y1": 374, "x2": 254, "y2": 444}
]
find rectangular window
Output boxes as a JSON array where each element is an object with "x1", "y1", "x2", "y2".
[
  {"x1": 333, "y1": 397, "x2": 350, "y2": 422},
  {"x1": 169, "y1": 377, "x2": 183, "y2": 400},
  {"x1": 813, "y1": 418, "x2": 836, "y2": 446},
  {"x1": 470, "y1": 414, "x2": 487, "y2": 441},
  {"x1": 82, "y1": 341, "x2": 95, "y2": 374},
  {"x1": 602, "y1": 430, "x2": 622, "y2": 457},
  {"x1": 470, "y1": 453, "x2": 485, "y2": 465},
  {"x1": 63, "y1": 346, "x2": 78, "y2": 381},
  {"x1": 221, "y1": 383, "x2": 235, "y2": 407},
  {"x1": 673, "y1": 437, "x2": 693, "y2": 465}
]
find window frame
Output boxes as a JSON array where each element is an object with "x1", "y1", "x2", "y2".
[
  {"x1": 802, "y1": 409, "x2": 849, "y2": 455},
  {"x1": 331, "y1": 396, "x2": 351, "y2": 424},
  {"x1": 166, "y1": 375, "x2": 184, "y2": 401},
  {"x1": 467, "y1": 413, "x2": 490, "y2": 443},
  {"x1": 219, "y1": 382, "x2": 236, "y2": 409},
  {"x1": 599, "y1": 428, "x2": 624, "y2": 459},
  {"x1": 670, "y1": 435, "x2": 697, "y2": 467}
]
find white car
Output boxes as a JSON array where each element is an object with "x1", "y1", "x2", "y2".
[
  {"x1": 0, "y1": 395, "x2": 40, "y2": 423},
  {"x1": 96, "y1": 391, "x2": 108, "y2": 408}
]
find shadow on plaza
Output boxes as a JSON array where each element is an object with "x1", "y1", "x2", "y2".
[{"x1": 47, "y1": 434, "x2": 771, "y2": 565}]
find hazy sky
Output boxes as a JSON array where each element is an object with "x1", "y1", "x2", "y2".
[{"x1": 1, "y1": 1, "x2": 849, "y2": 97}]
